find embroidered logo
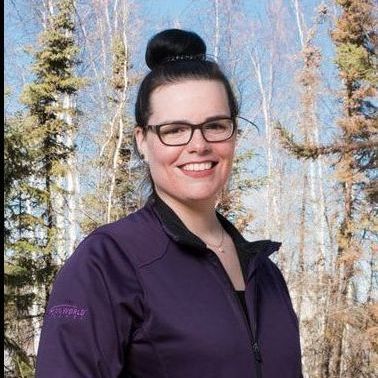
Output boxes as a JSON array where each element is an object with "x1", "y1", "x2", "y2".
[{"x1": 48, "y1": 304, "x2": 88, "y2": 320}]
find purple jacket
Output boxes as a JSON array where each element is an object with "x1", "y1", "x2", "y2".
[{"x1": 36, "y1": 195, "x2": 302, "y2": 377}]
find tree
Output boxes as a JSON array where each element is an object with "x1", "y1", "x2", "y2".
[
  {"x1": 4, "y1": 112, "x2": 42, "y2": 378},
  {"x1": 4, "y1": 0, "x2": 84, "y2": 375},
  {"x1": 77, "y1": 0, "x2": 140, "y2": 234},
  {"x1": 276, "y1": 0, "x2": 377, "y2": 375}
]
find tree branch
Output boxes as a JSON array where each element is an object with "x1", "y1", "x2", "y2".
[{"x1": 275, "y1": 122, "x2": 378, "y2": 159}]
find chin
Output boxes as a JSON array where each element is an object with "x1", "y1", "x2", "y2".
[
  {"x1": 181, "y1": 188, "x2": 220, "y2": 204},
  {"x1": 156, "y1": 182, "x2": 223, "y2": 207}
]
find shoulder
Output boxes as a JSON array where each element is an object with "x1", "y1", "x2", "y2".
[
  {"x1": 252, "y1": 241, "x2": 290, "y2": 295},
  {"x1": 259, "y1": 256, "x2": 295, "y2": 310},
  {"x1": 73, "y1": 204, "x2": 170, "y2": 269}
]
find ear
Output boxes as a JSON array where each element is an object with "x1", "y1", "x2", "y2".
[{"x1": 134, "y1": 126, "x2": 147, "y2": 159}]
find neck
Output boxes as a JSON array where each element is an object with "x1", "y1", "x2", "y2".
[{"x1": 155, "y1": 189, "x2": 222, "y2": 240}]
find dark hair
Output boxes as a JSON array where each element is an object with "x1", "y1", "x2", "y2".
[{"x1": 135, "y1": 29, "x2": 239, "y2": 128}]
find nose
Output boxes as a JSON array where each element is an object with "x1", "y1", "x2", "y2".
[{"x1": 187, "y1": 128, "x2": 211, "y2": 153}]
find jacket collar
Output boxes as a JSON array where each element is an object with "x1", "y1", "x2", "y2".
[{"x1": 147, "y1": 193, "x2": 281, "y2": 279}]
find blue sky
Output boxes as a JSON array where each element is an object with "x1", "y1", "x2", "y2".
[
  {"x1": 5, "y1": 0, "x2": 336, "y2": 120},
  {"x1": 142, "y1": 0, "x2": 193, "y2": 16}
]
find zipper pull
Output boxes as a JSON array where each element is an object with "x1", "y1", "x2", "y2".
[{"x1": 253, "y1": 341, "x2": 262, "y2": 362}]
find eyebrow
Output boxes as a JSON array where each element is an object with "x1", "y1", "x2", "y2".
[{"x1": 153, "y1": 114, "x2": 232, "y2": 126}]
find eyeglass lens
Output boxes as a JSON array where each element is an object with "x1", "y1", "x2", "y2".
[{"x1": 159, "y1": 119, "x2": 234, "y2": 145}]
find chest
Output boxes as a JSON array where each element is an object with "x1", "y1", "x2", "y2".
[
  {"x1": 210, "y1": 235, "x2": 246, "y2": 290},
  {"x1": 132, "y1": 247, "x2": 253, "y2": 375},
  {"x1": 127, "y1": 242, "x2": 301, "y2": 377}
]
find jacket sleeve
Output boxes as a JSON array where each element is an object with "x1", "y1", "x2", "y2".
[
  {"x1": 267, "y1": 259, "x2": 300, "y2": 330},
  {"x1": 266, "y1": 259, "x2": 303, "y2": 377},
  {"x1": 36, "y1": 232, "x2": 144, "y2": 378}
]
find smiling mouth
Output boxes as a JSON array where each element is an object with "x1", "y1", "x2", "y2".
[{"x1": 179, "y1": 162, "x2": 217, "y2": 172}]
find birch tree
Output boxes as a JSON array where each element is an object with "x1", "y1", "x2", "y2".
[{"x1": 77, "y1": 0, "x2": 140, "y2": 234}]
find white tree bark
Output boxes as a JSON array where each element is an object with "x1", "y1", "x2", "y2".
[
  {"x1": 213, "y1": 0, "x2": 220, "y2": 61},
  {"x1": 107, "y1": 116, "x2": 124, "y2": 222},
  {"x1": 55, "y1": 4, "x2": 79, "y2": 263},
  {"x1": 292, "y1": 0, "x2": 305, "y2": 47},
  {"x1": 64, "y1": 94, "x2": 79, "y2": 255},
  {"x1": 248, "y1": 48, "x2": 276, "y2": 239},
  {"x1": 106, "y1": 0, "x2": 129, "y2": 222}
]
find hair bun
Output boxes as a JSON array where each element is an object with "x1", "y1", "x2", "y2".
[{"x1": 145, "y1": 29, "x2": 207, "y2": 70}]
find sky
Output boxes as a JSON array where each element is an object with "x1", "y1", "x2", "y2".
[
  {"x1": 5, "y1": 0, "x2": 341, "y2": 168},
  {"x1": 4, "y1": 0, "x2": 330, "y2": 111},
  {"x1": 141, "y1": 0, "x2": 193, "y2": 17},
  {"x1": 4, "y1": 0, "x2": 199, "y2": 113}
]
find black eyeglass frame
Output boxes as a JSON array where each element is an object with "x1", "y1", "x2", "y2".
[
  {"x1": 144, "y1": 115, "x2": 259, "y2": 146},
  {"x1": 145, "y1": 117, "x2": 238, "y2": 147}
]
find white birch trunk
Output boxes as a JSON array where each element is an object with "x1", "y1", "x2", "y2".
[
  {"x1": 54, "y1": 17, "x2": 79, "y2": 263},
  {"x1": 107, "y1": 116, "x2": 124, "y2": 222},
  {"x1": 64, "y1": 94, "x2": 79, "y2": 255},
  {"x1": 106, "y1": 0, "x2": 129, "y2": 222},
  {"x1": 248, "y1": 49, "x2": 276, "y2": 239},
  {"x1": 292, "y1": 0, "x2": 304, "y2": 47},
  {"x1": 214, "y1": 0, "x2": 220, "y2": 61}
]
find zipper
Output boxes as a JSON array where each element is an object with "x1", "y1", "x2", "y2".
[
  {"x1": 205, "y1": 250, "x2": 262, "y2": 378},
  {"x1": 234, "y1": 290, "x2": 262, "y2": 378}
]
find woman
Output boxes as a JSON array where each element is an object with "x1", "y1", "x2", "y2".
[{"x1": 36, "y1": 29, "x2": 302, "y2": 377}]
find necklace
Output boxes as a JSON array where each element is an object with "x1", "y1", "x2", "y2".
[{"x1": 205, "y1": 227, "x2": 225, "y2": 253}]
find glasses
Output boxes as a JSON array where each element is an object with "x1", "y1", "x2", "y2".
[{"x1": 146, "y1": 117, "x2": 236, "y2": 146}]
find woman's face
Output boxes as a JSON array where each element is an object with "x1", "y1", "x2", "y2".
[{"x1": 135, "y1": 79, "x2": 236, "y2": 208}]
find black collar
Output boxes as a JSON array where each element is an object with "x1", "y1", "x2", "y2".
[{"x1": 147, "y1": 193, "x2": 281, "y2": 280}]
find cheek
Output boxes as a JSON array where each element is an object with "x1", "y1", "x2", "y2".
[
  {"x1": 146, "y1": 141, "x2": 181, "y2": 171},
  {"x1": 219, "y1": 142, "x2": 236, "y2": 165},
  {"x1": 219, "y1": 145, "x2": 236, "y2": 179}
]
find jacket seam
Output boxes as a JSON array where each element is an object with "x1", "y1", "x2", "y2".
[
  {"x1": 134, "y1": 260, "x2": 171, "y2": 378},
  {"x1": 92, "y1": 257, "x2": 120, "y2": 377},
  {"x1": 137, "y1": 238, "x2": 170, "y2": 269}
]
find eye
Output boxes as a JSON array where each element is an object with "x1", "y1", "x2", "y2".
[
  {"x1": 204, "y1": 120, "x2": 230, "y2": 131},
  {"x1": 160, "y1": 124, "x2": 190, "y2": 135}
]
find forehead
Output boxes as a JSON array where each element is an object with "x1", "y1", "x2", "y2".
[{"x1": 149, "y1": 80, "x2": 230, "y2": 123}]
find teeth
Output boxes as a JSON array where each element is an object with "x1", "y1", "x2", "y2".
[{"x1": 182, "y1": 162, "x2": 213, "y2": 171}]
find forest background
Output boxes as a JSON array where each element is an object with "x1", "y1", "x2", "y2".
[{"x1": 4, "y1": 0, "x2": 377, "y2": 377}]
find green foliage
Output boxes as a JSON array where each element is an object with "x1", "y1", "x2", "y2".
[
  {"x1": 80, "y1": 116, "x2": 140, "y2": 233},
  {"x1": 333, "y1": 0, "x2": 377, "y2": 207},
  {"x1": 335, "y1": 43, "x2": 372, "y2": 81},
  {"x1": 111, "y1": 35, "x2": 128, "y2": 90},
  {"x1": 4, "y1": 334, "x2": 35, "y2": 378},
  {"x1": 5, "y1": 0, "x2": 85, "y2": 375},
  {"x1": 4, "y1": 116, "x2": 35, "y2": 195}
]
